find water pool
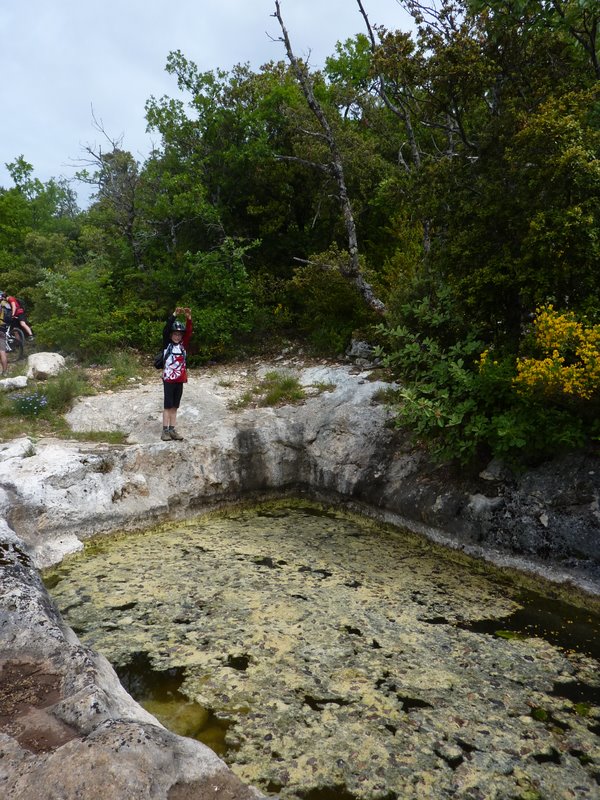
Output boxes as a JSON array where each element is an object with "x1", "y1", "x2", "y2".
[{"x1": 44, "y1": 501, "x2": 600, "y2": 799}]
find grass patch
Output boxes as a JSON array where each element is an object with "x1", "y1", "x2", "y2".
[
  {"x1": 230, "y1": 389, "x2": 256, "y2": 410},
  {"x1": 69, "y1": 430, "x2": 128, "y2": 444},
  {"x1": 43, "y1": 369, "x2": 94, "y2": 413},
  {"x1": 372, "y1": 386, "x2": 401, "y2": 405},
  {"x1": 259, "y1": 371, "x2": 305, "y2": 406},
  {"x1": 99, "y1": 351, "x2": 145, "y2": 390},
  {"x1": 0, "y1": 366, "x2": 99, "y2": 442},
  {"x1": 313, "y1": 381, "x2": 336, "y2": 393},
  {"x1": 230, "y1": 371, "x2": 306, "y2": 409}
]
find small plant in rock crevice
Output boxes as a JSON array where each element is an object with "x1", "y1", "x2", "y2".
[
  {"x1": 259, "y1": 372, "x2": 305, "y2": 406},
  {"x1": 229, "y1": 371, "x2": 306, "y2": 409}
]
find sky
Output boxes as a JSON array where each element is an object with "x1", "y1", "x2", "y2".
[{"x1": 1, "y1": 0, "x2": 413, "y2": 207}]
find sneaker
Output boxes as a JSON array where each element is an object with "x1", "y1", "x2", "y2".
[
  {"x1": 161, "y1": 429, "x2": 172, "y2": 441},
  {"x1": 169, "y1": 428, "x2": 184, "y2": 441},
  {"x1": 27, "y1": 335, "x2": 35, "y2": 341}
]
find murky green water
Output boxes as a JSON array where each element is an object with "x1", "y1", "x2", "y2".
[{"x1": 44, "y1": 501, "x2": 600, "y2": 800}]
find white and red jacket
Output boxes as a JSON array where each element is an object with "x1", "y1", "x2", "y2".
[{"x1": 161, "y1": 317, "x2": 192, "y2": 383}]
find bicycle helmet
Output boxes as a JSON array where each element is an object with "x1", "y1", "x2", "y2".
[
  {"x1": 171, "y1": 321, "x2": 186, "y2": 332},
  {"x1": 0, "y1": 291, "x2": 5, "y2": 299}
]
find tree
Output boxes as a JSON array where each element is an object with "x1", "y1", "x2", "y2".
[
  {"x1": 0, "y1": 159, "x2": 80, "y2": 307},
  {"x1": 273, "y1": 0, "x2": 385, "y2": 313}
]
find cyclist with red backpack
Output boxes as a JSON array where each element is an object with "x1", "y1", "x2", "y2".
[{"x1": 6, "y1": 295, "x2": 34, "y2": 340}]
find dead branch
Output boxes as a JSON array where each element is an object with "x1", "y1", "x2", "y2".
[
  {"x1": 274, "y1": 154, "x2": 334, "y2": 175},
  {"x1": 356, "y1": 0, "x2": 421, "y2": 171},
  {"x1": 273, "y1": 0, "x2": 385, "y2": 314}
]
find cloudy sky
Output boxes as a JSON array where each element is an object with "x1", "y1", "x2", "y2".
[{"x1": 1, "y1": 0, "x2": 412, "y2": 206}]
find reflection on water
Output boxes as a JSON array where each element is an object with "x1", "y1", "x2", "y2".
[
  {"x1": 459, "y1": 590, "x2": 600, "y2": 660},
  {"x1": 44, "y1": 501, "x2": 600, "y2": 800},
  {"x1": 115, "y1": 651, "x2": 231, "y2": 755}
]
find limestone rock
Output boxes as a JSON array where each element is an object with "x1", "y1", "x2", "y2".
[
  {"x1": 0, "y1": 375, "x2": 28, "y2": 392},
  {"x1": 0, "y1": 529, "x2": 265, "y2": 800},
  {"x1": 26, "y1": 352, "x2": 66, "y2": 380}
]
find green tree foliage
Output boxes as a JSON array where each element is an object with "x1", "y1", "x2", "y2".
[
  {"x1": 145, "y1": 55, "x2": 346, "y2": 275},
  {"x1": 34, "y1": 257, "x2": 122, "y2": 358},
  {"x1": 369, "y1": 0, "x2": 600, "y2": 463},
  {"x1": 0, "y1": 157, "x2": 80, "y2": 310},
  {"x1": 287, "y1": 244, "x2": 379, "y2": 354},
  {"x1": 181, "y1": 237, "x2": 258, "y2": 360}
]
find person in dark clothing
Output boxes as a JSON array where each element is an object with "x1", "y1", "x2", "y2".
[{"x1": 160, "y1": 307, "x2": 192, "y2": 441}]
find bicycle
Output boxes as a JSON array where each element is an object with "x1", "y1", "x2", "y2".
[{"x1": 5, "y1": 323, "x2": 25, "y2": 363}]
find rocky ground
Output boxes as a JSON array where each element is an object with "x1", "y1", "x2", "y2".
[{"x1": 65, "y1": 351, "x2": 362, "y2": 444}]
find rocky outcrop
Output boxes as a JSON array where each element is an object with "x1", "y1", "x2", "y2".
[
  {"x1": 2, "y1": 362, "x2": 599, "y2": 586},
  {"x1": 0, "y1": 375, "x2": 27, "y2": 392},
  {"x1": 1, "y1": 359, "x2": 599, "y2": 799}
]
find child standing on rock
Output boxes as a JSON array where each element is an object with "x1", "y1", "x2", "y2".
[{"x1": 161, "y1": 307, "x2": 192, "y2": 441}]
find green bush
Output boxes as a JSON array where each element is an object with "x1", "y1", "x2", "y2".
[
  {"x1": 287, "y1": 245, "x2": 377, "y2": 355},
  {"x1": 33, "y1": 259, "x2": 122, "y2": 358},
  {"x1": 43, "y1": 369, "x2": 92, "y2": 413},
  {"x1": 182, "y1": 239, "x2": 257, "y2": 360},
  {"x1": 376, "y1": 291, "x2": 590, "y2": 466}
]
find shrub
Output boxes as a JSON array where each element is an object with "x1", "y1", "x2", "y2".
[
  {"x1": 183, "y1": 239, "x2": 257, "y2": 360},
  {"x1": 513, "y1": 305, "x2": 600, "y2": 403},
  {"x1": 287, "y1": 245, "x2": 377, "y2": 355},
  {"x1": 33, "y1": 259, "x2": 122, "y2": 358},
  {"x1": 377, "y1": 296, "x2": 595, "y2": 466},
  {"x1": 43, "y1": 369, "x2": 92, "y2": 413}
]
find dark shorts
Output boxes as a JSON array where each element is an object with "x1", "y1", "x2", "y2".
[{"x1": 163, "y1": 381, "x2": 184, "y2": 409}]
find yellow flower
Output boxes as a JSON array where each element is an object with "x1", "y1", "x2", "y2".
[{"x1": 513, "y1": 305, "x2": 600, "y2": 402}]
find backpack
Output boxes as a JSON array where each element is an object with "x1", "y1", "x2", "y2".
[
  {"x1": 153, "y1": 343, "x2": 172, "y2": 370},
  {"x1": 1, "y1": 301, "x2": 12, "y2": 328}
]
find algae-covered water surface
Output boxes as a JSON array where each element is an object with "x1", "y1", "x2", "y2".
[{"x1": 44, "y1": 502, "x2": 600, "y2": 799}]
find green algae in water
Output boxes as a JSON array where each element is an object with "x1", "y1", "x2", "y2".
[{"x1": 44, "y1": 501, "x2": 600, "y2": 800}]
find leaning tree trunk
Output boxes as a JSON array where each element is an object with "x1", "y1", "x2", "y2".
[{"x1": 273, "y1": 0, "x2": 385, "y2": 314}]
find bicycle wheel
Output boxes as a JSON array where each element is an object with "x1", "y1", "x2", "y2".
[{"x1": 6, "y1": 327, "x2": 24, "y2": 362}]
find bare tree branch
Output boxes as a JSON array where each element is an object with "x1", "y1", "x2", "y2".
[
  {"x1": 356, "y1": 0, "x2": 430, "y2": 255},
  {"x1": 294, "y1": 127, "x2": 330, "y2": 141},
  {"x1": 274, "y1": 154, "x2": 334, "y2": 175},
  {"x1": 356, "y1": 0, "x2": 421, "y2": 172},
  {"x1": 273, "y1": 0, "x2": 385, "y2": 314}
]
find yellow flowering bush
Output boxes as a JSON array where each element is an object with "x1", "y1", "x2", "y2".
[
  {"x1": 381, "y1": 297, "x2": 590, "y2": 465},
  {"x1": 513, "y1": 306, "x2": 600, "y2": 401}
]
